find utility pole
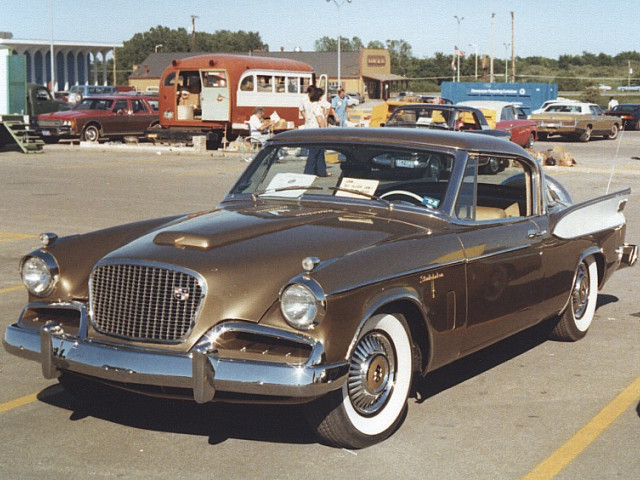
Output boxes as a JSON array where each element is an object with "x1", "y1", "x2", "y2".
[
  {"x1": 490, "y1": 12, "x2": 495, "y2": 83},
  {"x1": 190, "y1": 15, "x2": 199, "y2": 52},
  {"x1": 510, "y1": 11, "x2": 515, "y2": 82}
]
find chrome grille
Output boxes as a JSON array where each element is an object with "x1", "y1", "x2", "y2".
[
  {"x1": 90, "y1": 263, "x2": 204, "y2": 342},
  {"x1": 38, "y1": 119, "x2": 62, "y2": 127}
]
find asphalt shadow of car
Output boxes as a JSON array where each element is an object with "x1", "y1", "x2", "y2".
[
  {"x1": 35, "y1": 296, "x2": 620, "y2": 445},
  {"x1": 413, "y1": 295, "x2": 620, "y2": 403},
  {"x1": 37, "y1": 385, "x2": 316, "y2": 446}
]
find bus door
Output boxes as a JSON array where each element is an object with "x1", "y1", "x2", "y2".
[{"x1": 200, "y1": 70, "x2": 230, "y2": 121}]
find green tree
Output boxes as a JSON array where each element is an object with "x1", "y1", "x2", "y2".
[
  {"x1": 314, "y1": 36, "x2": 364, "y2": 51},
  {"x1": 115, "y1": 26, "x2": 266, "y2": 84}
]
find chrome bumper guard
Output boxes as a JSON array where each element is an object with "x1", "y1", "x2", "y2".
[
  {"x1": 618, "y1": 243, "x2": 638, "y2": 268},
  {"x1": 3, "y1": 304, "x2": 348, "y2": 404}
]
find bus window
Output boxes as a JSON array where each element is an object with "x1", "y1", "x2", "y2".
[
  {"x1": 301, "y1": 76, "x2": 311, "y2": 93},
  {"x1": 203, "y1": 71, "x2": 227, "y2": 87},
  {"x1": 287, "y1": 77, "x2": 298, "y2": 93},
  {"x1": 275, "y1": 76, "x2": 286, "y2": 93},
  {"x1": 164, "y1": 72, "x2": 176, "y2": 87},
  {"x1": 257, "y1": 75, "x2": 272, "y2": 92},
  {"x1": 240, "y1": 75, "x2": 255, "y2": 91}
]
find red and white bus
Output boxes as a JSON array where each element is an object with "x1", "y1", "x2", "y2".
[{"x1": 154, "y1": 54, "x2": 322, "y2": 148}]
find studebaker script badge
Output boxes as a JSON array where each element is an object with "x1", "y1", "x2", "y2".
[{"x1": 419, "y1": 272, "x2": 444, "y2": 284}]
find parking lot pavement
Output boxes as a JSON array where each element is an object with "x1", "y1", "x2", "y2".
[{"x1": 1, "y1": 135, "x2": 639, "y2": 479}]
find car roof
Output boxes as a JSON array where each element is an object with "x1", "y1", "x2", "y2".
[
  {"x1": 392, "y1": 104, "x2": 484, "y2": 113},
  {"x1": 269, "y1": 127, "x2": 527, "y2": 156},
  {"x1": 457, "y1": 100, "x2": 512, "y2": 110}
]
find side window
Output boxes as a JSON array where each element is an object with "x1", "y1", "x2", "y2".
[
  {"x1": 114, "y1": 100, "x2": 128, "y2": 113},
  {"x1": 455, "y1": 156, "x2": 531, "y2": 221},
  {"x1": 287, "y1": 77, "x2": 298, "y2": 93},
  {"x1": 301, "y1": 76, "x2": 311, "y2": 93},
  {"x1": 131, "y1": 99, "x2": 145, "y2": 113},
  {"x1": 501, "y1": 107, "x2": 515, "y2": 121},
  {"x1": 275, "y1": 76, "x2": 286, "y2": 93},
  {"x1": 240, "y1": 75, "x2": 255, "y2": 91},
  {"x1": 257, "y1": 75, "x2": 272, "y2": 92}
]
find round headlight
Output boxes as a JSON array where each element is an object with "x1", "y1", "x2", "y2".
[
  {"x1": 21, "y1": 254, "x2": 57, "y2": 296},
  {"x1": 281, "y1": 283, "x2": 320, "y2": 329}
]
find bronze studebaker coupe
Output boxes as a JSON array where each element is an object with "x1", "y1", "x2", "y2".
[{"x1": 4, "y1": 128, "x2": 637, "y2": 448}]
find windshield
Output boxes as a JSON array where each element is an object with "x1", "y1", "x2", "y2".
[
  {"x1": 230, "y1": 143, "x2": 455, "y2": 210},
  {"x1": 74, "y1": 99, "x2": 114, "y2": 111}
]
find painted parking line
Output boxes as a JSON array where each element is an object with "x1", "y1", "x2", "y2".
[
  {"x1": 0, "y1": 232, "x2": 37, "y2": 243},
  {"x1": 523, "y1": 374, "x2": 640, "y2": 479},
  {"x1": 0, "y1": 392, "x2": 39, "y2": 414},
  {"x1": 0, "y1": 285, "x2": 23, "y2": 294}
]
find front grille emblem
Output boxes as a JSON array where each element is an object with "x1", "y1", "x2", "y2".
[{"x1": 174, "y1": 287, "x2": 190, "y2": 301}]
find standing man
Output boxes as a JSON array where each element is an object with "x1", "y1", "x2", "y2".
[{"x1": 331, "y1": 88, "x2": 348, "y2": 127}]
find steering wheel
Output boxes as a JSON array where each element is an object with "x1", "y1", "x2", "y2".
[{"x1": 379, "y1": 190, "x2": 425, "y2": 206}]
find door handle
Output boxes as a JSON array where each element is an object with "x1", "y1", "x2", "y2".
[{"x1": 527, "y1": 229, "x2": 547, "y2": 238}]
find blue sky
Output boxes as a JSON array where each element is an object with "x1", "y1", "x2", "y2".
[{"x1": 1, "y1": 0, "x2": 638, "y2": 59}]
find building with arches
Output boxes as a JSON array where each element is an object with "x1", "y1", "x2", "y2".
[{"x1": 0, "y1": 37, "x2": 122, "y2": 91}]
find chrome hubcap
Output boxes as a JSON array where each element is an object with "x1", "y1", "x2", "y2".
[
  {"x1": 347, "y1": 331, "x2": 395, "y2": 416},
  {"x1": 572, "y1": 262, "x2": 590, "y2": 319}
]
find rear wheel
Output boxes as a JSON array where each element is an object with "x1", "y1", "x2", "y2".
[
  {"x1": 82, "y1": 124, "x2": 100, "y2": 143},
  {"x1": 550, "y1": 256, "x2": 598, "y2": 341},
  {"x1": 607, "y1": 124, "x2": 619, "y2": 140},
  {"x1": 579, "y1": 126, "x2": 592, "y2": 142},
  {"x1": 306, "y1": 313, "x2": 414, "y2": 449}
]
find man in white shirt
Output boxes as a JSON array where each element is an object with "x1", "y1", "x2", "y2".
[{"x1": 248, "y1": 107, "x2": 272, "y2": 145}]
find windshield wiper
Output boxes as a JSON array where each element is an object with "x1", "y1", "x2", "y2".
[
  {"x1": 251, "y1": 185, "x2": 323, "y2": 202},
  {"x1": 328, "y1": 187, "x2": 392, "y2": 209}
]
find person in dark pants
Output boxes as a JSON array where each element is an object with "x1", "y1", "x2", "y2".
[{"x1": 303, "y1": 87, "x2": 331, "y2": 176}]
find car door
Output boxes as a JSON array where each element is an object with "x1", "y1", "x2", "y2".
[
  {"x1": 200, "y1": 70, "x2": 230, "y2": 122},
  {"x1": 496, "y1": 105, "x2": 525, "y2": 145},
  {"x1": 589, "y1": 104, "x2": 609, "y2": 134},
  {"x1": 127, "y1": 98, "x2": 155, "y2": 134},
  {"x1": 455, "y1": 154, "x2": 546, "y2": 353}
]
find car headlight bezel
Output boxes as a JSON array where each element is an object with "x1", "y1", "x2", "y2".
[
  {"x1": 280, "y1": 278, "x2": 326, "y2": 330},
  {"x1": 20, "y1": 251, "x2": 59, "y2": 297}
]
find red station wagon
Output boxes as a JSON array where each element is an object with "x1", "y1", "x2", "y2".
[{"x1": 37, "y1": 95, "x2": 159, "y2": 144}]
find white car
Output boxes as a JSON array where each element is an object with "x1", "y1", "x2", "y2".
[
  {"x1": 531, "y1": 98, "x2": 580, "y2": 115},
  {"x1": 345, "y1": 94, "x2": 360, "y2": 107},
  {"x1": 598, "y1": 84, "x2": 612, "y2": 91}
]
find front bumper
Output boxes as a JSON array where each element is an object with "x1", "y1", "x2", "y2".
[
  {"x1": 3, "y1": 302, "x2": 348, "y2": 404},
  {"x1": 37, "y1": 126, "x2": 73, "y2": 137}
]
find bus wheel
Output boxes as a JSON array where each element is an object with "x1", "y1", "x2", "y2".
[{"x1": 206, "y1": 132, "x2": 222, "y2": 150}]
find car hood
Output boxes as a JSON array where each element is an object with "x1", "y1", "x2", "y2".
[
  {"x1": 99, "y1": 202, "x2": 446, "y2": 324},
  {"x1": 39, "y1": 109, "x2": 107, "y2": 120}
]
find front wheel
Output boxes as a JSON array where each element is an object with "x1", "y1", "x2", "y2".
[
  {"x1": 550, "y1": 256, "x2": 598, "y2": 341},
  {"x1": 306, "y1": 313, "x2": 414, "y2": 449},
  {"x1": 82, "y1": 125, "x2": 100, "y2": 143},
  {"x1": 525, "y1": 132, "x2": 535, "y2": 149},
  {"x1": 607, "y1": 124, "x2": 619, "y2": 140}
]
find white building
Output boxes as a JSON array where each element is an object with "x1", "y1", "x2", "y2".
[{"x1": 0, "y1": 37, "x2": 122, "y2": 91}]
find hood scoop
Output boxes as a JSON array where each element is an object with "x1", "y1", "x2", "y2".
[{"x1": 154, "y1": 231, "x2": 216, "y2": 250}]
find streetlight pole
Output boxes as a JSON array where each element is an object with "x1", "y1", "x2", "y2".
[
  {"x1": 49, "y1": 0, "x2": 55, "y2": 91},
  {"x1": 490, "y1": 13, "x2": 495, "y2": 83},
  {"x1": 454, "y1": 15, "x2": 464, "y2": 82},
  {"x1": 469, "y1": 43, "x2": 478, "y2": 80},
  {"x1": 327, "y1": 0, "x2": 352, "y2": 90},
  {"x1": 503, "y1": 43, "x2": 510, "y2": 82}
]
